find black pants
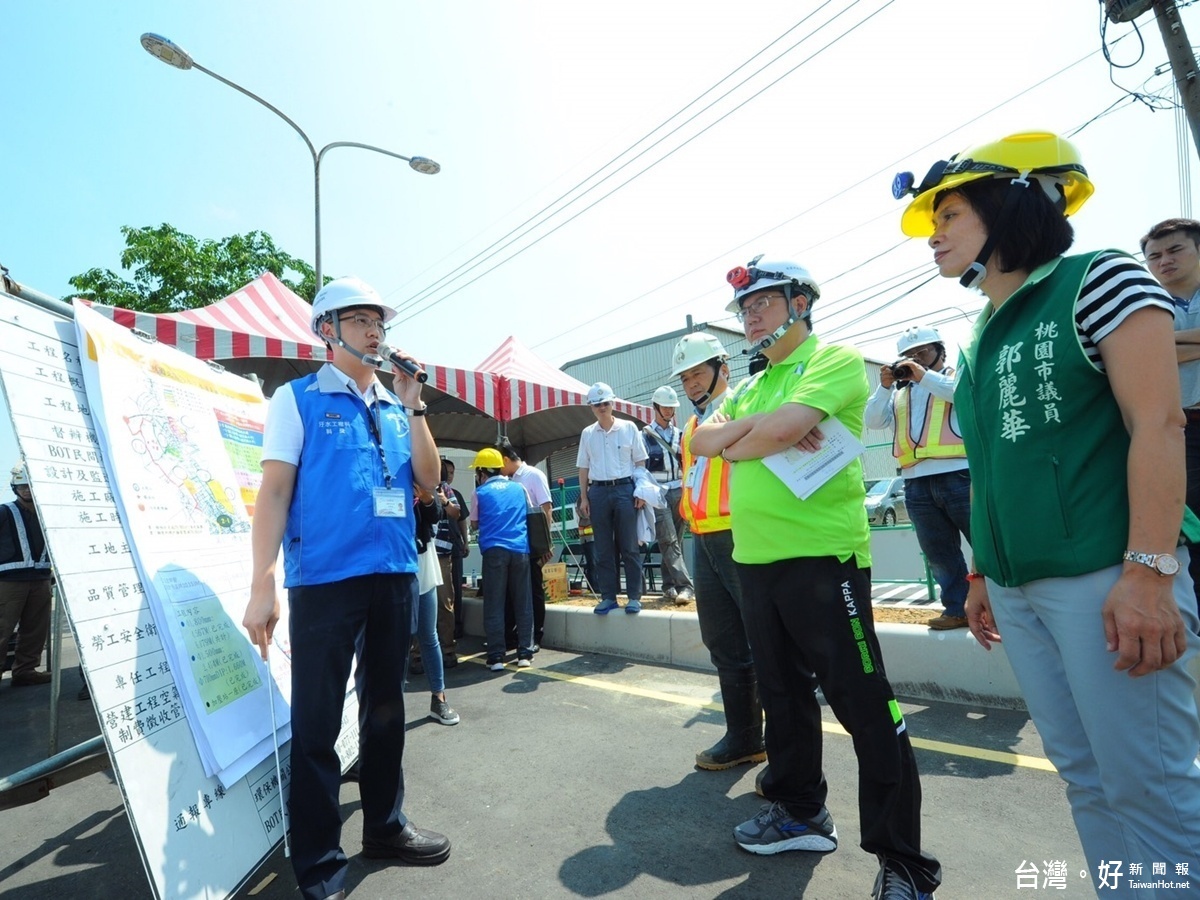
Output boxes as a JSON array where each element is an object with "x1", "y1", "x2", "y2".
[
  {"x1": 289, "y1": 573, "x2": 417, "y2": 899},
  {"x1": 506, "y1": 554, "x2": 545, "y2": 647},
  {"x1": 737, "y1": 556, "x2": 941, "y2": 894},
  {"x1": 1186, "y1": 414, "x2": 1200, "y2": 617}
]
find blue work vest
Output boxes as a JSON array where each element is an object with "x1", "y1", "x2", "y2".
[{"x1": 283, "y1": 366, "x2": 417, "y2": 587}]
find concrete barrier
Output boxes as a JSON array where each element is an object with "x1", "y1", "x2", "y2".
[{"x1": 462, "y1": 597, "x2": 1027, "y2": 709}]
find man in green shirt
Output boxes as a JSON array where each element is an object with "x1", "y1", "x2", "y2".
[{"x1": 692, "y1": 256, "x2": 941, "y2": 900}]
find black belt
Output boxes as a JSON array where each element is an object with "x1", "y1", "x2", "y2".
[{"x1": 590, "y1": 477, "x2": 633, "y2": 486}]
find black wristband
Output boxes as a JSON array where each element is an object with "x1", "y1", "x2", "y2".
[{"x1": 406, "y1": 405, "x2": 427, "y2": 417}]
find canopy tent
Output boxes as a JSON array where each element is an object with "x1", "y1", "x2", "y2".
[
  {"x1": 87, "y1": 275, "x2": 650, "y2": 462},
  {"x1": 470, "y1": 336, "x2": 651, "y2": 462},
  {"x1": 87, "y1": 272, "x2": 497, "y2": 427}
]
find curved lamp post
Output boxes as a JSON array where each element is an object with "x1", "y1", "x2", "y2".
[{"x1": 139, "y1": 33, "x2": 440, "y2": 290}]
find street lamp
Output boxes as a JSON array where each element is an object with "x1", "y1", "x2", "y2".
[{"x1": 139, "y1": 33, "x2": 440, "y2": 291}]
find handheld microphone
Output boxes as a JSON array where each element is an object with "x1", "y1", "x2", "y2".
[{"x1": 376, "y1": 342, "x2": 428, "y2": 383}]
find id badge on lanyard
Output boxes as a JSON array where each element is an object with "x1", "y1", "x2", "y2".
[{"x1": 374, "y1": 487, "x2": 407, "y2": 518}]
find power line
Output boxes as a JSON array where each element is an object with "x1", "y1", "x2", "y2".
[
  {"x1": 391, "y1": 0, "x2": 899, "y2": 325},
  {"x1": 531, "y1": 44, "x2": 1110, "y2": 357},
  {"x1": 387, "y1": 0, "x2": 851, "y2": 314}
]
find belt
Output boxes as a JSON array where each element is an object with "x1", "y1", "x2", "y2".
[
  {"x1": 590, "y1": 477, "x2": 633, "y2": 486},
  {"x1": 1186, "y1": 408, "x2": 1200, "y2": 423}
]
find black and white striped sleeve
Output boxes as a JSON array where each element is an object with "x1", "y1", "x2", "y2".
[{"x1": 1075, "y1": 252, "x2": 1174, "y2": 368}]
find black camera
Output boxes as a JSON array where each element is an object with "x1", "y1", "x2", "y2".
[{"x1": 889, "y1": 363, "x2": 912, "y2": 379}]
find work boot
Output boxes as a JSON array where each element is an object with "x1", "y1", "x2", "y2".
[{"x1": 696, "y1": 673, "x2": 766, "y2": 770}]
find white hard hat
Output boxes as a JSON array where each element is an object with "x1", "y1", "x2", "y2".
[
  {"x1": 10, "y1": 461, "x2": 28, "y2": 487},
  {"x1": 896, "y1": 325, "x2": 944, "y2": 355},
  {"x1": 670, "y1": 332, "x2": 729, "y2": 377},
  {"x1": 310, "y1": 277, "x2": 398, "y2": 336},
  {"x1": 587, "y1": 382, "x2": 615, "y2": 405},
  {"x1": 651, "y1": 386, "x2": 679, "y2": 408},
  {"x1": 725, "y1": 257, "x2": 821, "y2": 313}
]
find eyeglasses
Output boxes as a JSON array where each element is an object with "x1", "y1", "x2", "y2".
[
  {"x1": 734, "y1": 294, "x2": 779, "y2": 323},
  {"x1": 338, "y1": 313, "x2": 387, "y2": 333}
]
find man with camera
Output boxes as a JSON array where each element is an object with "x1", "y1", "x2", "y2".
[{"x1": 864, "y1": 324, "x2": 972, "y2": 630}]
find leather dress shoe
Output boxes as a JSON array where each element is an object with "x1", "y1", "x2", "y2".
[
  {"x1": 12, "y1": 670, "x2": 52, "y2": 686},
  {"x1": 362, "y1": 822, "x2": 451, "y2": 865}
]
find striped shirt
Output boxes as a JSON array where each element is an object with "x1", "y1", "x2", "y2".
[{"x1": 1075, "y1": 253, "x2": 1174, "y2": 369}]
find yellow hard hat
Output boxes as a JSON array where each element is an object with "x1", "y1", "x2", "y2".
[
  {"x1": 895, "y1": 132, "x2": 1095, "y2": 238},
  {"x1": 470, "y1": 448, "x2": 504, "y2": 469}
]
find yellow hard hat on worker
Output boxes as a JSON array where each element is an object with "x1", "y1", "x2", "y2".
[
  {"x1": 470, "y1": 448, "x2": 505, "y2": 469},
  {"x1": 894, "y1": 131, "x2": 1094, "y2": 237}
]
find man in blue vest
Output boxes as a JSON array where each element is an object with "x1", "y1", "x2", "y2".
[
  {"x1": 242, "y1": 277, "x2": 450, "y2": 900},
  {"x1": 864, "y1": 325, "x2": 972, "y2": 629},
  {"x1": 0, "y1": 461, "x2": 53, "y2": 687}
]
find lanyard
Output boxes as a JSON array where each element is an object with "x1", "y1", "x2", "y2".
[{"x1": 364, "y1": 403, "x2": 393, "y2": 489}]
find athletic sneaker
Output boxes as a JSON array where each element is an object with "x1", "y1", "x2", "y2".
[
  {"x1": 429, "y1": 696, "x2": 460, "y2": 725},
  {"x1": 872, "y1": 857, "x2": 935, "y2": 899},
  {"x1": 487, "y1": 659, "x2": 505, "y2": 672},
  {"x1": 516, "y1": 658, "x2": 532, "y2": 668},
  {"x1": 733, "y1": 802, "x2": 837, "y2": 855},
  {"x1": 594, "y1": 598, "x2": 620, "y2": 614}
]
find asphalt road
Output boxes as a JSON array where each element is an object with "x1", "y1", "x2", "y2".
[{"x1": 0, "y1": 633, "x2": 1094, "y2": 899}]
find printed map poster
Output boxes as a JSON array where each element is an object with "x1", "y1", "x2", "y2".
[
  {"x1": 72, "y1": 301, "x2": 290, "y2": 783},
  {"x1": 0, "y1": 292, "x2": 291, "y2": 899}
]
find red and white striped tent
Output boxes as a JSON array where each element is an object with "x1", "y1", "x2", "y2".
[
  {"x1": 88, "y1": 274, "x2": 649, "y2": 462},
  {"x1": 469, "y1": 336, "x2": 651, "y2": 462},
  {"x1": 87, "y1": 272, "x2": 498, "y2": 430}
]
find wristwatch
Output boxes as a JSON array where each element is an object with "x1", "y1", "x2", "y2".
[{"x1": 1122, "y1": 550, "x2": 1181, "y2": 576}]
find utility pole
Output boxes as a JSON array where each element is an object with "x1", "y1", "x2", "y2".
[
  {"x1": 1106, "y1": 1, "x2": 1200, "y2": 159},
  {"x1": 1153, "y1": 1, "x2": 1200, "y2": 159}
]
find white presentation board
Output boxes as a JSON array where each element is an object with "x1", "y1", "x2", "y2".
[{"x1": 0, "y1": 292, "x2": 355, "y2": 899}]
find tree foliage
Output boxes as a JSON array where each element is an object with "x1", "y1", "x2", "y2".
[{"x1": 68, "y1": 224, "x2": 322, "y2": 310}]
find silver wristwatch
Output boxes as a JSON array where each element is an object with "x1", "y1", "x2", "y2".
[{"x1": 1122, "y1": 550, "x2": 1181, "y2": 576}]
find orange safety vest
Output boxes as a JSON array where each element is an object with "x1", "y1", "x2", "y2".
[
  {"x1": 680, "y1": 414, "x2": 732, "y2": 534},
  {"x1": 892, "y1": 368, "x2": 967, "y2": 469}
]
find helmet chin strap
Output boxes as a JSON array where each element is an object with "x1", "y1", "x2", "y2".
[
  {"x1": 692, "y1": 365, "x2": 722, "y2": 411},
  {"x1": 750, "y1": 287, "x2": 801, "y2": 354},
  {"x1": 325, "y1": 316, "x2": 383, "y2": 367},
  {"x1": 958, "y1": 174, "x2": 1031, "y2": 291}
]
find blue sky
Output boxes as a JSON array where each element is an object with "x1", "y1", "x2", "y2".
[{"x1": 3, "y1": 0, "x2": 1198, "y2": 458}]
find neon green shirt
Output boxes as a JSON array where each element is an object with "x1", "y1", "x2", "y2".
[{"x1": 720, "y1": 334, "x2": 871, "y2": 566}]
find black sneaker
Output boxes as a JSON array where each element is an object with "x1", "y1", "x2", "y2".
[
  {"x1": 429, "y1": 696, "x2": 460, "y2": 725},
  {"x1": 873, "y1": 857, "x2": 935, "y2": 899}
]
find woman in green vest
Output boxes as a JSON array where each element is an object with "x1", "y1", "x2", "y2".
[{"x1": 894, "y1": 132, "x2": 1200, "y2": 896}]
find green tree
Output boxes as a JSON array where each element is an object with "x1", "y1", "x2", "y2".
[{"x1": 67, "y1": 224, "x2": 323, "y2": 310}]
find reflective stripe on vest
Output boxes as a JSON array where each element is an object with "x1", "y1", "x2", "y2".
[
  {"x1": 680, "y1": 415, "x2": 731, "y2": 533},
  {"x1": 892, "y1": 372, "x2": 966, "y2": 469},
  {"x1": 0, "y1": 501, "x2": 50, "y2": 573}
]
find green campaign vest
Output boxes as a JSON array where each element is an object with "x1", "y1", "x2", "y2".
[{"x1": 957, "y1": 252, "x2": 1129, "y2": 587}]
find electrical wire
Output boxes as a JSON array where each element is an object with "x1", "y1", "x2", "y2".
[
  {"x1": 387, "y1": 0, "x2": 852, "y2": 313},
  {"x1": 391, "y1": 0, "x2": 899, "y2": 325}
]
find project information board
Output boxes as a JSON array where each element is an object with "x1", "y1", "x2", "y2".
[{"x1": 0, "y1": 293, "x2": 358, "y2": 899}]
